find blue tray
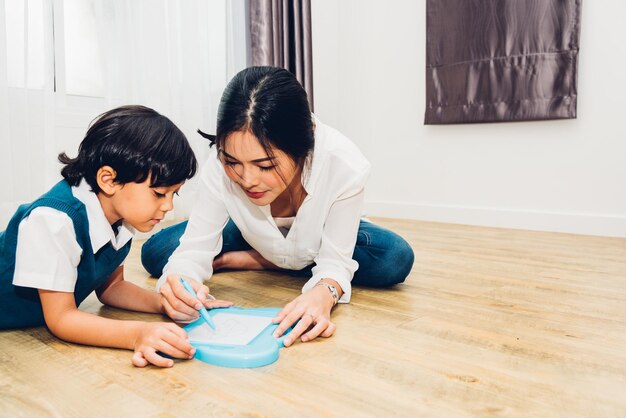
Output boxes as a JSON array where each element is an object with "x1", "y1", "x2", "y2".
[{"x1": 184, "y1": 306, "x2": 292, "y2": 368}]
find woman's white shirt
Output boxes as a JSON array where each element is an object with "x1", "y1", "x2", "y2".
[
  {"x1": 13, "y1": 180, "x2": 134, "y2": 292},
  {"x1": 159, "y1": 117, "x2": 370, "y2": 303}
]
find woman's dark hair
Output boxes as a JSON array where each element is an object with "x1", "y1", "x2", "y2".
[
  {"x1": 59, "y1": 105, "x2": 197, "y2": 193},
  {"x1": 199, "y1": 66, "x2": 314, "y2": 170}
]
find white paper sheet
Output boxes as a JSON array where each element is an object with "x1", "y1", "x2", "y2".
[{"x1": 187, "y1": 313, "x2": 272, "y2": 346}]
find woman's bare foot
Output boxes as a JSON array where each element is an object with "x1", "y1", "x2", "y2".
[{"x1": 213, "y1": 250, "x2": 279, "y2": 271}]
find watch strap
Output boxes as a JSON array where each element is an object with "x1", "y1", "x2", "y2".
[{"x1": 316, "y1": 281, "x2": 339, "y2": 306}]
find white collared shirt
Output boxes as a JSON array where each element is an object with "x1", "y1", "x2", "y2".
[
  {"x1": 13, "y1": 179, "x2": 135, "y2": 292},
  {"x1": 159, "y1": 117, "x2": 370, "y2": 303}
]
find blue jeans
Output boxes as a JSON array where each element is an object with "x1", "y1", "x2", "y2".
[{"x1": 141, "y1": 220, "x2": 414, "y2": 287}]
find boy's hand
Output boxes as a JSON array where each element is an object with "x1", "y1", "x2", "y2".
[
  {"x1": 159, "y1": 274, "x2": 233, "y2": 322},
  {"x1": 131, "y1": 322, "x2": 195, "y2": 368}
]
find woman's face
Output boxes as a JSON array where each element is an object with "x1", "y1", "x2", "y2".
[{"x1": 220, "y1": 130, "x2": 299, "y2": 206}]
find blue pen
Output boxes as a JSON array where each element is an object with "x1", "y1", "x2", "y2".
[{"x1": 180, "y1": 277, "x2": 217, "y2": 330}]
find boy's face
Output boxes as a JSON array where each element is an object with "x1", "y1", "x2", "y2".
[{"x1": 104, "y1": 178, "x2": 184, "y2": 232}]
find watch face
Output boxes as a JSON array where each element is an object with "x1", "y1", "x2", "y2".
[{"x1": 327, "y1": 285, "x2": 338, "y2": 304}]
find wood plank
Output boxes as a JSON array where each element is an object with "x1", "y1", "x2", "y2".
[{"x1": 1, "y1": 217, "x2": 625, "y2": 417}]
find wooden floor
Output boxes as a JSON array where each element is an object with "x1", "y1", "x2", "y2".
[{"x1": 2, "y1": 218, "x2": 626, "y2": 417}]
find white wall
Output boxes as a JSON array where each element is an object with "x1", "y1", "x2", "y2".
[{"x1": 311, "y1": 1, "x2": 626, "y2": 238}]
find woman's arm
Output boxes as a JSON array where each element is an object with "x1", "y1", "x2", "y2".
[
  {"x1": 156, "y1": 157, "x2": 234, "y2": 319},
  {"x1": 158, "y1": 157, "x2": 230, "y2": 288},
  {"x1": 273, "y1": 186, "x2": 366, "y2": 346},
  {"x1": 38, "y1": 289, "x2": 195, "y2": 367},
  {"x1": 305, "y1": 186, "x2": 366, "y2": 301}
]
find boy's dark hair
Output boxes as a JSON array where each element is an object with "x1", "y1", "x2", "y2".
[
  {"x1": 59, "y1": 105, "x2": 197, "y2": 193},
  {"x1": 198, "y1": 66, "x2": 314, "y2": 171}
]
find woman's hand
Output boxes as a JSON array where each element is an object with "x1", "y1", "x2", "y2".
[
  {"x1": 158, "y1": 274, "x2": 233, "y2": 322},
  {"x1": 272, "y1": 284, "x2": 337, "y2": 347},
  {"x1": 131, "y1": 322, "x2": 195, "y2": 368}
]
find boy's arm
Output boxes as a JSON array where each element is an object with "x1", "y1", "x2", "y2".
[
  {"x1": 95, "y1": 265, "x2": 163, "y2": 314},
  {"x1": 38, "y1": 289, "x2": 195, "y2": 367},
  {"x1": 97, "y1": 265, "x2": 233, "y2": 322},
  {"x1": 40, "y1": 289, "x2": 145, "y2": 349}
]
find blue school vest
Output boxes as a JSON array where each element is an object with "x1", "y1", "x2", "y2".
[{"x1": 0, "y1": 180, "x2": 131, "y2": 329}]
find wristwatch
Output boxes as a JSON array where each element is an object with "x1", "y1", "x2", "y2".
[{"x1": 316, "y1": 281, "x2": 339, "y2": 306}]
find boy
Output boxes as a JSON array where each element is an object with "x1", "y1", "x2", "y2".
[{"x1": 0, "y1": 105, "x2": 229, "y2": 367}]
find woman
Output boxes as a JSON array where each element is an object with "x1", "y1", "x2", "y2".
[{"x1": 142, "y1": 66, "x2": 414, "y2": 346}]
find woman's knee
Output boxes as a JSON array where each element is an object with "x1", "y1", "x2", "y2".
[
  {"x1": 362, "y1": 234, "x2": 413, "y2": 286},
  {"x1": 140, "y1": 221, "x2": 188, "y2": 277},
  {"x1": 384, "y1": 236, "x2": 414, "y2": 285},
  {"x1": 353, "y1": 225, "x2": 414, "y2": 287}
]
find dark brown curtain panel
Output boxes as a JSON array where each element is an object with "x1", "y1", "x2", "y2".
[
  {"x1": 425, "y1": 0, "x2": 582, "y2": 124},
  {"x1": 248, "y1": 0, "x2": 314, "y2": 110}
]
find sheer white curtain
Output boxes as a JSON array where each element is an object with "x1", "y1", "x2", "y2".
[
  {"x1": 0, "y1": 0, "x2": 55, "y2": 228},
  {"x1": 0, "y1": 0, "x2": 246, "y2": 228},
  {"x1": 92, "y1": 0, "x2": 247, "y2": 219}
]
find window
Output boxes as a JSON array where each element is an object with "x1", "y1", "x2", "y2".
[
  {"x1": 62, "y1": 0, "x2": 104, "y2": 96},
  {"x1": 4, "y1": 0, "x2": 104, "y2": 97},
  {"x1": 5, "y1": 0, "x2": 46, "y2": 89}
]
